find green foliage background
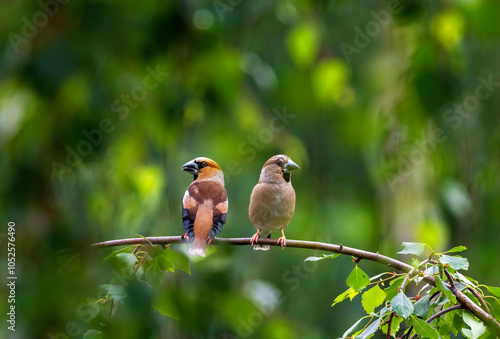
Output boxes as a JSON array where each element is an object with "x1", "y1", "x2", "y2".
[{"x1": 1, "y1": 0, "x2": 500, "y2": 338}]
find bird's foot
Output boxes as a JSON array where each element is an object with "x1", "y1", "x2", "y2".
[
  {"x1": 182, "y1": 233, "x2": 190, "y2": 242},
  {"x1": 250, "y1": 231, "x2": 261, "y2": 247},
  {"x1": 277, "y1": 230, "x2": 286, "y2": 250}
]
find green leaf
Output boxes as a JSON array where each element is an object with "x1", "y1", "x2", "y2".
[
  {"x1": 167, "y1": 250, "x2": 191, "y2": 275},
  {"x1": 411, "y1": 315, "x2": 439, "y2": 339},
  {"x1": 447, "y1": 245, "x2": 467, "y2": 253},
  {"x1": 435, "y1": 277, "x2": 457, "y2": 303},
  {"x1": 155, "y1": 252, "x2": 174, "y2": 272},
  {"x1": 115, "y1": 253, "x2": 141, "y2": 275},
  {"x1": 152, "y1": 290, "x2": 179, "y2": 320},
  {"x1": 342, "y1": 317, "x2": 368, "y2": 339},
  {"x1": 490, "y1": 299, "x2": 500, "y2": 320},
  {"x1": 411, "y1": 258, "x2": 420, "y2": 269},
  {"x1": 304, "y1": 253, "x2": 340, "y2": 262},
  {"x1": 391, "y1": 291, "x2": 414, "y2": 318},
  {"x1": 398, "y1": 242, "x2": 426, "y2": 256},
  {"x1": 456, "y1": 273, "x2": 477, "y2": 287},
  {"x1": 462, "y1": 312, "x2": 487, "y2": 339},
  {"x1": 104, "y1": 246, "x2": 137, "y2": 261},
  {"x1": 357, "y1": 318, "x2": 381, "y2": 339},
  {"x1": 83, "y1": 330, "x2": 103, "y2": 339},
  {"x1": 347, "y1": 266, "x2": 370, "y2": 292},
  {"x1": 440, "y1": 255, "x2": 469, "y2": 270},
  {"x1": 100, "y1": 284, "x2": 126, "y2": 301},
  {"x1": 413, "y1": 295, "x2": 431, "y2": 317},
  {"x1": 384, "y1": 276, "x2": 405, "y2": 301},
  {"x1": 332, "y1": 287, "x2": 359, "y2": 306},
  {"x1": 150, "y1": 244, "x2": 164, "y2": 258},
  {"x1": 484, "y1": 285, "x2": 500, "y2": 299},
  {"x1": 362, "y1": 285, "x2": 386, "y2": 314}
]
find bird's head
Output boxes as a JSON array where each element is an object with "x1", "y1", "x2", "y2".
[
  {"x1": 182, "y1": 157, "x2": 224, "y2": 182},
  {"x1": 260, "y1": 154, "x2": 300, "y2": 184}
]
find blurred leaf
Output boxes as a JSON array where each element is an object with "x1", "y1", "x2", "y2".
[
  {"x1": 286, "y1": 22, "x2": 319, "y2": 68},
  {"x1": 398, "y1": 242, "x2": 426, "y2": 256},
  {"x1": 431, "y1": 9, "x2": 465, "y2": 50},
  {"x1": 440, "y1": 255, "x2": 469, "y2": 271},
  {"x1": 150, "y1": 245, "x2": 164, "y2": 258},
  {"x1": 391, "y1": 291, "x2": 413, "y2": 318},
  {"x1": 347, "y1": 266, "x2": 370, "y2": 292},
  {"x1": 168, "y1": 250, "x2": 191, "y2": 275},
  {"x1": 411, "y1": 315, "x2": 439, "y2": 339},
  {"x1": 152, "y1": 251, "x2": 174, "y2": 272},
  {"x1": 304, "y1": 253, "x2": 340, "y2": 262},
  {"x1": 100, "y1": 284, "x2": 126, "y2": 301},
  {"x1": 362, "y1": 285, "x2": 386, "y2": 314},
  {"x1": 311, "y1": 59, "x2": 351, "y2": 105},
  {"x1": 153, "y1": 295, "x2": 179, "y2": 320},
  {"x1": 104, "y1": 246, "x2": 138, "y2": 261}
]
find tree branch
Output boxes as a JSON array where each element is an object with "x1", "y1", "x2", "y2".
[{"x1": 91, "y1": 236, "x2": 500, "y2": 334}]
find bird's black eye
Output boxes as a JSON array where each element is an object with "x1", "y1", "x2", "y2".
[
  {"x1": 201, "y1": 161, "x2": 208, "y2": 168},
  {"x1": 276, "y1": 159, "x2": 283, "y2": 166}
]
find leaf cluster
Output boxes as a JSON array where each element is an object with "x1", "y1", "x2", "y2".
[{"x1": 310, "y1": 242, "x2": 500, "y2": 338}]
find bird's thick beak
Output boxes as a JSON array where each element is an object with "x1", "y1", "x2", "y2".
[
  {"x1": 181, "y1": 160, "x2": 198, "y2": 174},
  {"x1": 284, "y1": 159, "x2": 300, "y2": 173}
]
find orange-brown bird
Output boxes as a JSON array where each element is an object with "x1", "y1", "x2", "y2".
[
  {"x1": 181, "y1": 157, "x2": 228, "y2": 257},
  {"x1": 249, "y1": 154, "x2": 299, "y2": 250}
]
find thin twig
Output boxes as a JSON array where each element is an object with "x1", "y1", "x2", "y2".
[
  {"x1": 426, "y1": 305, "x2": 464, "y2": 324},
  {"x1": 400, "y1": 267, "x2": 416, "y2": 291},
  {"x1": 132, "y1": 249, "x2": 149, "y2": 276},
  {"x1": 468, "y1": 287, "x2": 492, "y2": 316},
  {"x1": 386, "y1": 312, "x2": 395, "y2": 339}
]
